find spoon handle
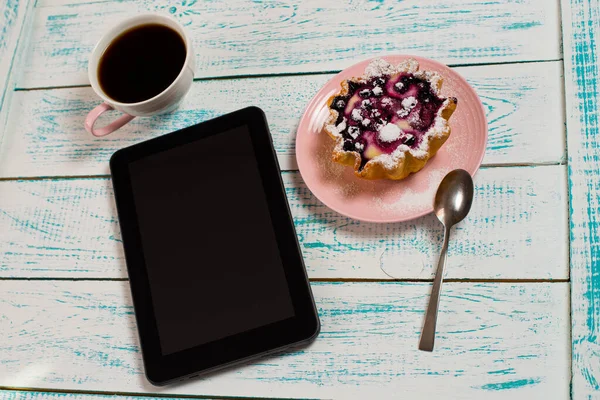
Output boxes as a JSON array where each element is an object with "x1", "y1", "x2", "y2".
[{"x1": 419, "y1": 226, "x2": 451, "y2": 352}]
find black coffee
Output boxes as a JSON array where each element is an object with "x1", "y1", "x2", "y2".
[{"x1": 98, "y1": 24, "x2": 186, "y2": 104}]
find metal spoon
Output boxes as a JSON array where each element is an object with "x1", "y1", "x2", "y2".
[{"x1": 419, "y1": 169, "x2": 474, "y2": 352}]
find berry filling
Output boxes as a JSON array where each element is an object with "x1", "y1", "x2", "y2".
[{"x1": 330, "y1": 73, "x2": 452, "y2": 170}]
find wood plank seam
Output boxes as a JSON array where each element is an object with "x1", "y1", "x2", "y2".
[
  {"x1": 12, "y1": 59, "x2": 565, "y2": 92},
  {"x1": 0, "y1": 277, "x2": 572, "y2": 283},
  {"x1": 0, "y1": 161, "x2": 570, "y2": 182}
]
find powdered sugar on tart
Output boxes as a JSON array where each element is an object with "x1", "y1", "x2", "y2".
[{"x1": 324, "y1": 58, "x2": 457, "y2": 180}]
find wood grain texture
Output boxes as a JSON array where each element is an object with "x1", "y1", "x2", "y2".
[
  {"x1": 0, "y1": 1, "x2": 573, "y2": 398},
  {"x1": 0, "y1": 62, "x2": 565, "y2": 179},
  {"x1": 0, "y1": 166, "x2": 568, "y2": 280},
  {"x1": 0, "y1": 0, "x2": 26, "y2": 109},
  {"x1": 561, "y1": 0, "x2": 600, "y2": 397},
  {"x1": 0, "y1": 0, "x2": 33, "y2": 142},
  {"x1": 0, "y1": 392, "x2": 214, "y2": 400},
  {"x1": 0, "y1": 280, "x2": 570, "y2": 399},
  {"x1": 18, "y1": 0, "x2": 562, "y2": 89}
]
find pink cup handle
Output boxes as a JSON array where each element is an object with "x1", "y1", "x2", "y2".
[{"x1": 85, "y1": 103, "x2": 135, "y2": 137}]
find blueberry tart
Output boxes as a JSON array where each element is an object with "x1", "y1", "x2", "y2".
[{"x1": 324, "y1": 58, "x2": 457, "y2": 180}]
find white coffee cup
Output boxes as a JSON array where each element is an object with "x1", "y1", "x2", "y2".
[{"x1": 85, "y1": 14, "x2": 195, "y2": 137}]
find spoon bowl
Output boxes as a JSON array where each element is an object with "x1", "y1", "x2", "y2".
[{"x1": 434, "y1": 169, "x2": 474, "y2": 227}]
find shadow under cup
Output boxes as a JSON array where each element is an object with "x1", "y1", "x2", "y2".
[{"x1": 85, "y1": 14, "x2": 195, "y2": 137}]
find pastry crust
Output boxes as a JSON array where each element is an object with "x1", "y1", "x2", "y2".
[{"x1": 323, "y1": 59, "x2": 457, "y2": 180}]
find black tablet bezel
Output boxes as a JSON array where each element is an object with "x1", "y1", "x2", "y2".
[{"x1": 110, "y1": 106, "x2": 320, "y2": 385}]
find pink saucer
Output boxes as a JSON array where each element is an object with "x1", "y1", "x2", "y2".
[{"x1": 295, "y1": 55, "x2": 487, "y2": 223}]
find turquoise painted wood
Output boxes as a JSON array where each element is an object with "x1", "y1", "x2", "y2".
[
  {"x1": 0, "y1": 281, "x2": 570, "y2": 399},
  {"x1": 0, "y1": 392, "x2": 214, "y2": 400},
  {"x1": 561, "y1": 0, "x2": 600, "y2": 397},
  {"x1": 0, "y1": 166, "x2": 568, "y2": 280},
  {"x1": 0, "y1": 62, "x2": 565, "y2": 178},
  {"x1": 19, "y1": 0, "x2": 561, "y2": 89},
  {"x1": 0, "y1": 0, "x2": 581, "y2": 399},
  {"x1": 0, "y1": 0, "x2": 24, "y2": 109},
  {"x1": 0, "y1": 0, "x2": 34, "y2": 138}
]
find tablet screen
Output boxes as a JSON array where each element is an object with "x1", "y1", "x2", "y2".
[{"x1": 128, "y1": 126, "x2": 295, "y2": 356}]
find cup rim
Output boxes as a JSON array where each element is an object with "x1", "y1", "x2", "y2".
[{"x1": 88, "y1": 13, "x2": 193, "y2": 108}]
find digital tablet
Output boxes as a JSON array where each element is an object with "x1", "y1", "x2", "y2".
[{"x1": 110, "y1": 106, "x2": 320, "y2": 385}]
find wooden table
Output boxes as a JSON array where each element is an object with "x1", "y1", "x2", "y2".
[{"x1": 0, "y1": 1, "x2": 598, "y2": 399}]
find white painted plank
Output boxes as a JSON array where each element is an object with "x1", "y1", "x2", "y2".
[
  {"x1": 560, "y1": 0, "x2": 600, "y2": 397},
  {"x1": 0, "y1": 0, "x2": 34, "y2": 140},
  {"x1": 0, "y1": 0, "x2": 29, "y2": 111},
  {"x1": 462, "y1": 62, "x2": 565, "y2": 165},
  {"x1": 0, "y1": 392, "x2": 214, "y2": 400},
  {"x1": 288, "y1": 165, "x2": 568, "y2": 280},
  {"x1": 0, "y1": 62, "x2": 565, "y2": 179},
  {"x1": 0, "y1": 166, "x2": 568, "y2": 280},
  {"x1": 18, "y1": 0, "x2": 562, "y2": 89},
  {"x1": 0, "y1": 281, "x2": 570, "y2": 399}
]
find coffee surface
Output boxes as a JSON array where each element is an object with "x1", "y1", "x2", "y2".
[{"x1": 98, "y1": 24, "x2": 186, "y2": 104}]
